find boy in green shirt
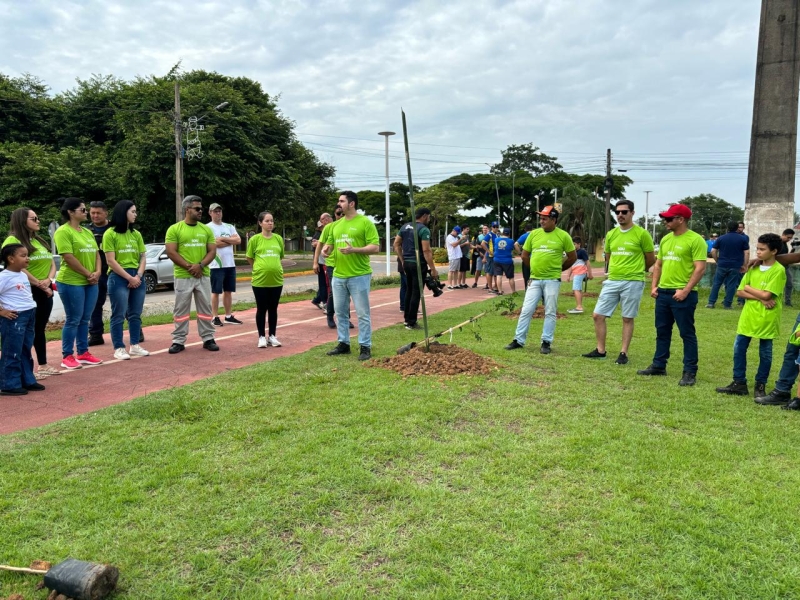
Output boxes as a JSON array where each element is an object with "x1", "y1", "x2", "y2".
[{"x1": 717, "y1": 233, "x2": 786, "y2": 398}]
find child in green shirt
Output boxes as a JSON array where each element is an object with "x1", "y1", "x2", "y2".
[{"x1": 716, "y1": 233, "x2": 786, "y2": 398}]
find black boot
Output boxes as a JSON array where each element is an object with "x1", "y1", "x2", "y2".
[
  {"x1": 358, "y1": 345, "x2": 372, "y2": 361},
  {"x1": 637, "y1": 364, "x2": 667, "y2": 376},
  {"x1": 679, "y1": 372, "x2": 696, "y2": 386},
  {"x1": 327, "y1": 342, "x2": 351, "y2": 356},
  {"x1": 715, "y1": 380, "x2": 748, "y2": 396}
]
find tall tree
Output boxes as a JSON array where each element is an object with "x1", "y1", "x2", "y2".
[
  {"x1": 676, "y1": 193, "x2": 743, "y2": 236},
  {"x1": 490, "y1": 143, "x2": 562, "y2": 176}
]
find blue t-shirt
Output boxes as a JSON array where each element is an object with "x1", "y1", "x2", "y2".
[
  {"x1": 706, "y1": 239, "x2": 715, "y2": 254},
  {"x1": 494, "y1": 235, "x2": 514, "y2": 264},
  {"x1": 576, "y1": 248, "x2": 590, "y2": 262},
  {"x1": 713, "y1": 232, "x2": 749, "y2": 269},
  {"x1": 516, "y1": 232, "x2": 530, "y2": 247}
]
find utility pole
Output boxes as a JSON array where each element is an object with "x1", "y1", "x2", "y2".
[
  {"x1": 174, "y1": 81, "x2": 184, "y2": 223},
  {"x1": 644, "y1": 190, "x2": 652, "y2": 232},
  {"x1": 378, "y1": 131, "x2": 395, "y2": 276},
  {"x1": 604, "y1": 148, "x2": 612, "y2": 234}
]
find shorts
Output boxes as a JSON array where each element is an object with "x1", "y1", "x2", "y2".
[
  {"x1": 494, "y1": 262, "x2": 514, "y2": 279},
  {"x1": 210, "y1": 266, "x2": 237, "y2": 294},
  {"x1": 449, "y1": 259, "x2": 461, "y2": 272},
  {"x1": 484, "y1": 257, "x2": 494, "y2": 274},
  {"x1": 593, "y1": 280, "x2": 646, "y2": 318},
  {"x1": 460, "y1": 256, "x2": 470, "y2": 272},
  {"x1": 572, "y1": 273, "x2": 587, "y2": 291},
  {"x1": 476, "y1": 257, "x2": 484, "y2": 272}
]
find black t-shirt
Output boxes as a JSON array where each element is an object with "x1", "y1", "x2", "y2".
[
  {"x1": 89, "y1": 222, "x2": 112, "y2": 272},
  {"x1": 398, "y1": 221, "x2": 430, "y2": 262}
]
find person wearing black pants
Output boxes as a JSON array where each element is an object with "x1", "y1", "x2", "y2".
[
  {"x1": 393, "y1": 207, "x2": 437, "y2": 330},
  {"x1": 87, "y1": 201, "x2": 112, "y2": 345},
  {"x1": 253, "y1": 286, "x2": 283, "y2": 341},
  {"x1": 247, "y1": 211, "x2": 286, "y2": 348}
]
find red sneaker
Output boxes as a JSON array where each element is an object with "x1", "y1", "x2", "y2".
[
  {"x1": 61, "y1": 355, "x2": 82, "y2": 370},
  {"x1": 76, "y1": 351, "x2": 103, "y2": 365}
]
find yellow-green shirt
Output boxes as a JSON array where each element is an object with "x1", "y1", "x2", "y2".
[
  {"x1": 657, "y1": 230, "x2": 707, "y2": 289},
  {"x1": 737, "y1": 263, "x2": 786, "y2": 339},
  {"x1": 164, "y1": 222, "x2": 215, "y2": 279},
  {"x1": 54, "y1": 224, "x2": 98, "y2": 286},
  {"x1": 2, "y1": 236, "x2": 53, "y2": 281},
  {"x1": 102, "y1": 229, "x2": 146, "y2": 271},
  {"x1": 246, "y1": 234, "x2": 285, "y2": 287},
  {"x1": 523, "y1": 227, "x2": 575, "y2": 280},
  {"x1": 319, "y1": 221, "x2": 337, "y2": 270},
  {"x1": 330, "y1": 215, "x2": 379, "y2": 279}
]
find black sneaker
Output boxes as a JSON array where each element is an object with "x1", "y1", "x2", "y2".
[
  {"x1": 753, "y1": 382, "x2": 766, "y2": 399},
  {"x1": 637, "y1": 364, "x2": 667, "y2": 376},
  {"x1": 349, "y1": 322, "x2": 355, "y2": 329},
  {"x1": 582, "y1": 348, "x2": 607, "y2": 359},
  {"x1": 505, "y1": 340, "x2": 524, "y2": 350},
  {"x1": 405, "y1": 323, "x2": 422, "y2": 330},
  {"x1": 781, "y1": 397, "x2": 800, "y2": 410},
  {"x1": 615, "y1": 352, "x2": 629, "y2": 365},
  {"x1": 0, "y1": 388, "x2": 28, "y2": 396},
  {"x1": 88, "y1": 335, "x2": 105, "y2": 346},
  {"x1": 540, "y1": 341, "x2": 552, "y2": 355},
  {"x1": 755, "y1": 389, "x2": 791, "y2": 406},
  {"x1": 358, "y1": 345, "x2": 372, "y2": 361},
  {"x1": 715, "y1": 380, "x2": 748, "y2": 396},
  {"x1": 327, "y1": 316, "x2": 336, "y2": 329},
  {"x1": 472, "y1": 283, "x2": 478, "y2": 288},
  {"x1": 327, "y1": 342, "x2": 351, "y2": 356},
  {"x1": 203, "y1": 339, "x2": 220, "y2": 351},
  {"x1": 679, "y1": 372, "x2": 696, "y2": 386},
  {"x1": 24, "y1": 383, "x2": 46, "y2": 391},
  {"x1": 224, "y1": 315, "x2": 243, "y2": 325},
  {"x1": 212, "y1": 317, "x2": 223, "y2": 327},
  {"x1": 168, "y1": 343, "x2": 185, "y2": 354}
]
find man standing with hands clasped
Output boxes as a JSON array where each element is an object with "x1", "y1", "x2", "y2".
[
  {"x1": 165, "y1": 195, "x2": 219, "y2": 354},
  {"x1": 207, "y1": 203, "x2": 243, "y2": 327},
  {"x1": 637, "y1": 204, "x2": 706, "y2": 386}
]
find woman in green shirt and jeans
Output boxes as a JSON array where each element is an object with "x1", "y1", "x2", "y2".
[
  {"x1": 53, "y1": 198, "x2": 103, "y2": 370},
  {"x1": 3, "y1": 207, "x2": 60, "y2": 378}
]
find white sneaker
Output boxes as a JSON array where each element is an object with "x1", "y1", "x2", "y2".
[
  {"x1": 129, "y1": 344, "x2": 150, "y2": 357},
  {"x1": 268, "y1": 335, "x2": 282, "y2": 347},
  {"x1": 114, "y1": 348, "x2": 131, "y2": 360},
  {"x1": 258, "y1": 336, "x2": 268, "y2": 348}
]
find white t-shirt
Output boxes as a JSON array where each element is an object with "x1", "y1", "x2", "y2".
[
  {"x1": 446, "y1": 234, "x2": 463, "y2": 260},
  {"x1": 208, "y1": 221, "x2": 238, "y2": 269},
  {"x1": 0, "y1": 270, "x2": 36, "y2": 312}
]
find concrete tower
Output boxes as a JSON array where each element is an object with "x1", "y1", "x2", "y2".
[{"x1": 744, "y1": 1, "x2": 800, "y2": 242}]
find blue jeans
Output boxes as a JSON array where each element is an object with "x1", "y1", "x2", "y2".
[
  {"x1": 514, "y1": 279, "x2": 561, "y2": 345},
  {"x1": 108, "y1": 269, "x2": 147, "y2": 349},
  {"x1": 332, "y1": 274, "x2": 372, "y2": 348},
  {"x1": 57, "y1": 281, "x2": 99, "y2": 358},
  {"x1": 0, "y1": 307, "x2": 36, "y2": 390},
  {"x1": 774, "y1": 312, "x2": 800, "y2": 392},
  {"x1": 732, "y1": 334, "x2": 772, "y2": 384},
  {"x1": 708, "y1": 266, "x2": 742, "y2": 307},
  {"x1": 652, "y1": 289, "x2": 698, "y2": 373}
]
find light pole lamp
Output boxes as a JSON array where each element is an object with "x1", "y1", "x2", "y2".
[
  {"x1": 485, "y1": 163, "x2": 500, "y2": 225},
  {"x1": 644, "y1": 190, "x2": 652, "y2": 232},
  {"x1": 379, "y1": 131, "x2": 396, "y2": 276}
]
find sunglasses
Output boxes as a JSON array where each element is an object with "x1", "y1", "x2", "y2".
[
  {"x1": 662, "y1": 216, "x2": 676, "y2": 222},
  {"x1": 614, "y1": 210, "x2": 630, "y2": 215},
  {"x1": 28, "y1": 216, "x2": 39, "y2": 222},
  {"x1": 191, "y1": 206, "x2": 204, "y2": 211},
  {"x1": 73, "y1": 207, "x2": 87, "y2": 213}
]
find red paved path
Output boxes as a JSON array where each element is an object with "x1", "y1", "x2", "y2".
[{"x1": 1, "y1": 269, "x2": 603, "y2": 435}]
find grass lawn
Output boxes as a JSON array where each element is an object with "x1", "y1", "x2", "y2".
[{"x1": 4, "y1": 280, "x2": 800, "y2": 598}]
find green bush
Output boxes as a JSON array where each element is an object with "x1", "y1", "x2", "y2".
[{"x1": 433, "y1": 247, "x2": 448, "y2": 264}]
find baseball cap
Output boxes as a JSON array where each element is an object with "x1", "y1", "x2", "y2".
[
  {"x1": 453, "y1": 226, "x2": 462, "y2": 233},
  {"x1": 491, "y1": 221, "x2": 499, "y2": 227},
  {"x1": 537, "y1": 206, "x2": 559, "y2": 219},
  {"x1": 209, "y1": 203, "x2": 222, "y2": 211},
  {"x1": 502, "y1": 227, "x2": 511, "y2": 235},
  {"x1": 659, "y1": 204, "x2": 692, "y2": 219}
]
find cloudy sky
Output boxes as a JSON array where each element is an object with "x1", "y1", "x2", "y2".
[{"x1": 0, "y1": 0, "x2": 771, "y2": 216}]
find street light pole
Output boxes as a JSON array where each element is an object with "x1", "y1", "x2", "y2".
[
  {"x1": 485, "y1": 163, "x2": 500, "y2": 225},
  {"x1": 511, "y1": 171, "x2": 516, "y2": 237},
  {"x1": 174, "y1": 81, "x2": 184, "y2": 222},
  {"x1": 644, "y1": 190, "x2": 652, "y2": 232},
  {"x1": 378, "y1": 131, "x2": 396, "y2": 276}
]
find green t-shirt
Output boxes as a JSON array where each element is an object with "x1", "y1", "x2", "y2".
[
  {"x1": 737, "y1": 263, "x2": 786, "y2": 339},
  {"x1": 54, "y1": 224, "x2": 98, "y2": 286},
  {"x1": 2, "y1": 236, "x2": 53, "y2": 281},
  {"x1": 164, "y1": 221, "x2": 215, "y2": 279},
  {"x1": 246, "y1": 234, "x2": 285, "y2": 287},
  {"x1": 605, "y1": 225, "x2": 655, "y2": 282},
  {"x1": 523, "y1": 227, "x2": 575, "y2": 280},
  {"x1": 319, "y1": 221, "x2": 337, "y2": 269},
  {"x1": 102, "y1": 229, "x2": 146, "y2": 271},
  {"x1": 657, "y1": 230, "x2": 707, "y2": 289},
  {"x1": 330, "y1": 214, "x2": 380, "y2": 279}
]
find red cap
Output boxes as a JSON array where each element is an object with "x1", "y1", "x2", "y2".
[
  {"x1": 659, "y1": 204, "x2": 692, "y2": 219},
  {"x1": 537, "y1": 205, "x2": 560, "y2": 218}
]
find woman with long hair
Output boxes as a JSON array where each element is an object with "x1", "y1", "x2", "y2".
[
  {"x1": 103, "y1": 200, "x2": 149, "y2": 360},
  {"x1": 2, "y1": 207, "x2": 60, "y2": 378},
  {"x1": 246, "y1": 211, "x2": 285, "y2": 348},
  {"x1": 53, "y1": 197, "x2": 102, "y2": 369}
]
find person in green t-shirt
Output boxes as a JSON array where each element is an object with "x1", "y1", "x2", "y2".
[
  {"x1": 582, "y1": 200, "x2": 656, "y2": 364},
  {"x1": 321, "y1": 191, "x2": 380, "y2": 361},
  {"x1": 717, "y1": 234, "x2": 786, "y2": 398},
  {"x1": 637, "y1": 204, "x2": 707, "y2": 386},
  {"x1": 102, "y1": 200, "x2": 148, "y2": 361},
  {"x1": 246, "y1": 211, "x2": 285, "y2": 348},
  {"x1": 4, "y1": 207, "x2": 59, "y2": 378},
  {"x1": 313, "y1": 206, "x2": 344, "y2": 329},
  {"x1": 505, "y1": 206, "x2": 577, "y2": 355},
  {"x1": 53, "y1": 197, "x2": 103, "y2": 370},
  {"x1": 164, "y1": 195, "x2": 218, "y2": 354}
]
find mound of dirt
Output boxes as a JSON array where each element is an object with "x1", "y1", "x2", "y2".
[
  {"x1": 560, "y1": 291, "x2": 598, "y2": 298},
  {"x1": 502, "y1": 306, "x2": 567, "y2": 320},
  {"x1": 367, "y1": 343, "x2": 501, "y2": 377}
]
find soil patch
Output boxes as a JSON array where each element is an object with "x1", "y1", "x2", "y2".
[
  {"x1": 367, "y1": 343, "x2": 501, "y2": 377},
  {"x1": 502, "y1": 306, "x2": 567, "y2": 320},
  {"x1": 45, "y1": 321, "x2": 64, "y2": 332},
  {"x1": 560, "y1": 292, "x2": 598, "y2": 298}
]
